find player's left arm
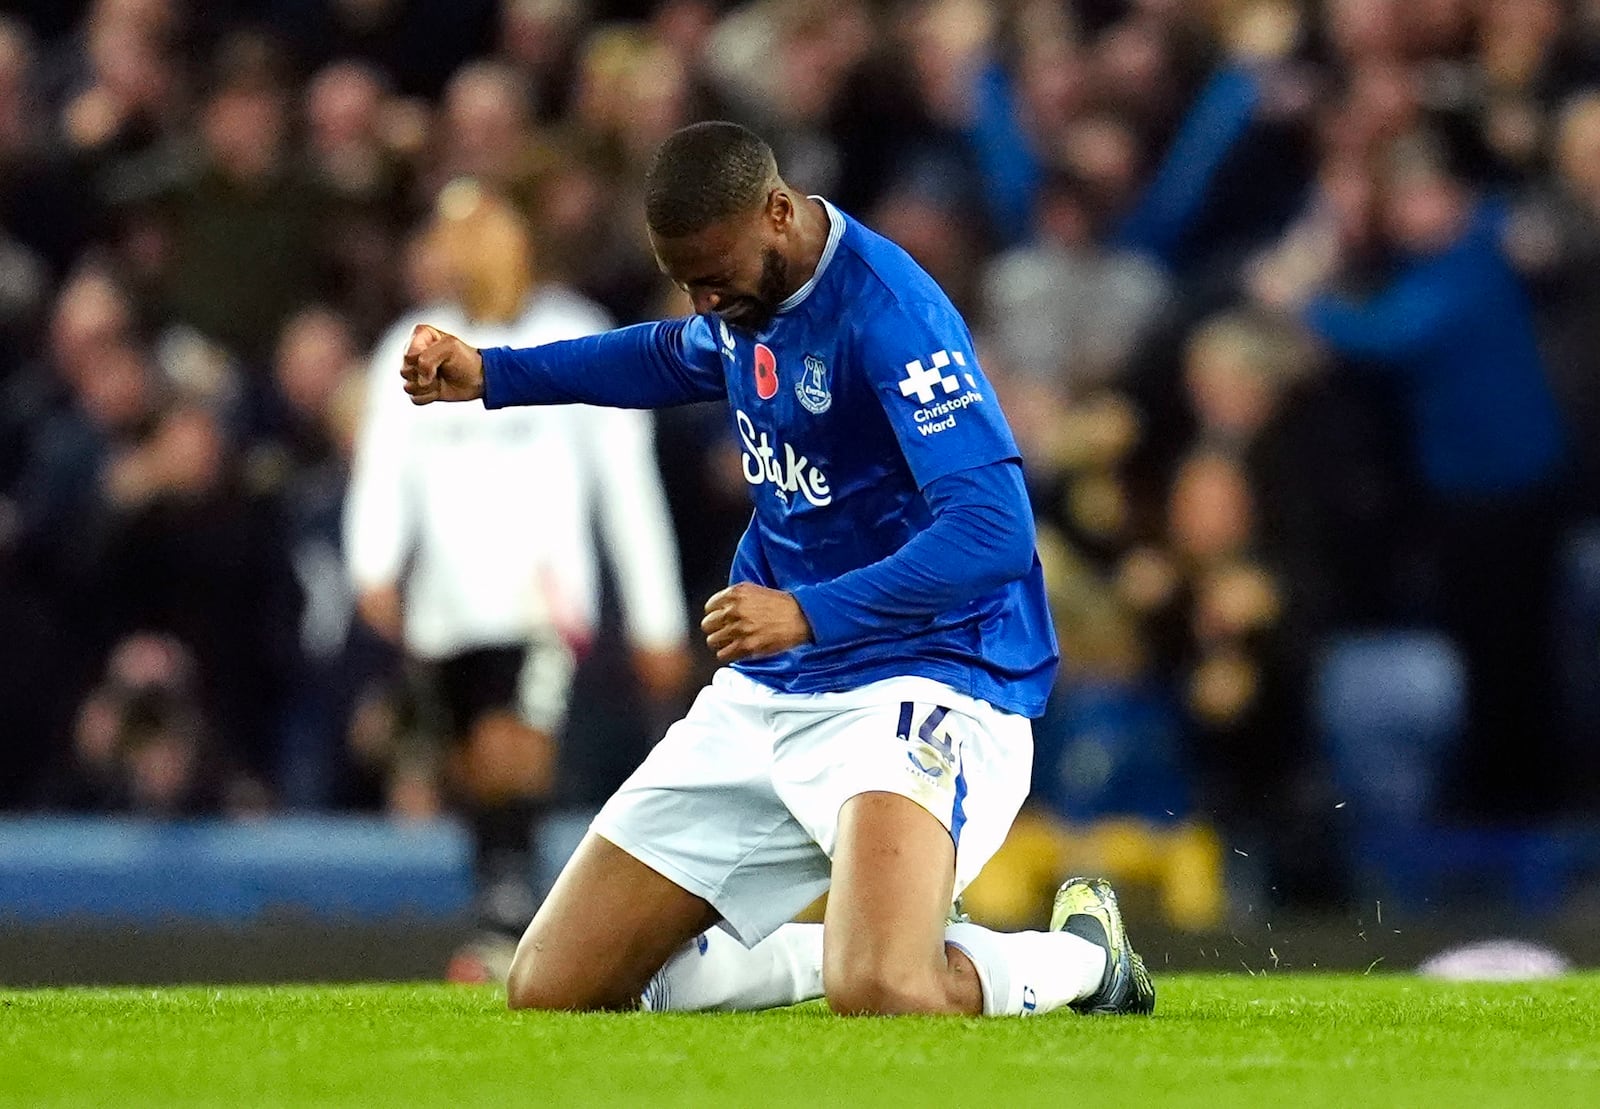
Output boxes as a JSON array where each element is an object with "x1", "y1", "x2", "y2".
[
  {"x1": 786, "y1": 461, "x2": 1035, "y2": 646},
  {"x1": 794, "y1": 299, "x2": 1035, "y2": 642},
  {"x1": 701, "y1": 462, "x2": 1035, "y2": 661}
]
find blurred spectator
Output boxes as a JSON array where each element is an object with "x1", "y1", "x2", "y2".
[
  {"x1": 4, "y1": 0, "x2": 1600, "y2": 916},
  {"x1": 0, "y1": 17, "x2": 92, "y2": 281},
  {"x1": 0, "y1": 265, "x2": 141, "y2": 806},
  {"x1": 1506, "y1": 90, "x2": 1600, "y2": 508},
  {"x1": 1116, "y1": 447, "x2": 1336, "y2": 897},
  {"x1": 54, "y1": 0, "x2": 185, "y2": 172},
  {"x1": 1113, "y1": 0, "x2": 1315, "y2": 275},
  {"x1": 1183, "y1": 308, "x2": 1395, "y2": 623},
  {"x1": 268, "y1": 0, "x2": 497, "y2": 99},
  {"x1": 47, "y1": 633, "x2": 244, "y2": 816},
  {"x1": 259, "y1": 307, "x2": 391, "y2": 809},
  {"x1": 1092, "y1": 10, "x2": 1187, "y2": 139},
  {"x1": 1184, "y1": 311, "x2": 1315, "y2": 451},
  {"x1": 982, "y1": 169, "x2": 1168, "y2": 398},
  {"x1": 871, "y1": 174, "x2": 987, "y2": 314},
  {"x1": 93, "y1": 397, "x2": 299, "y2": 792},
  {"x1": 497, "y1": 0, "x2": 585, "y2": 121},
  {"x1": 899, "y1": 0, "x2": 1037, "y2": 245},
  {"x1": 580, "y1": 26, "x2": 698, "y2": 173},
  {"x1": 264, "y1": 306, "x2": 360, "y2": 468},
  {"x1": 557, "y1": 23, "x2": 730, "y2": 319},
  {"x1": 10, "y1": 271, "x2": 151, "y2": 590},
  {"x1": 344, "y1": 181, "x2": 689, "y2": 977},
  {"x1": 1290, "y1": 130, "x2": 1571, "y2": 818},
  {"x1": 427, "y1": 60, "x2": 541, "y2": 208},
  {"x1": 157, "y1": 37, "x2": 327, "y2": 363},
  {"x1": 3, "y1": 265, "x2": 136, "y2": 491},
  {"x1": 9, "y1": 270, "x2": 297, "y2": 796},
  {"x1": 302, "y1": 60, "x2": 417, "y2": 339},
  {"x1": 709, "y1": 0, "x2": 872, "y2": 200},
  {"x1": 1475, "y1": 0, "x2": 1564, "y2": 175}
]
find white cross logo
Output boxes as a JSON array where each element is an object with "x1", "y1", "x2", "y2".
[{"x1": 899, "y1": 350, "x2": 964, "y2": 404}]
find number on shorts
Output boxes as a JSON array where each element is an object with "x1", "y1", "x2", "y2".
[{"x1": 897, "y1": 702, "x2": 957, "y2": 761}]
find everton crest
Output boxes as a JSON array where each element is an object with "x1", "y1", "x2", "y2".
[{"x1": 796, "y1": 353, "x2": 832, "y2": 414}]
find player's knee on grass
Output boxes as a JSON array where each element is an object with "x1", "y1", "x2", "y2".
[
  {"x1": 503, "y1": 833, "x2": 719, "y2": 1012},
  {"x1": 505, "y1": 956, "x2": 572, "y2": 1011},
  {"x1": 823, "y1": 956, "x2": 953, "y2": 1017},
  {"x1": 505, "y1": 947, "x2": 646, "y2": 1012}
]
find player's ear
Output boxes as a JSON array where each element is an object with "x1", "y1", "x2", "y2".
[{"x1": 766, "y1": 187, "x2": 794, "y2": 231}]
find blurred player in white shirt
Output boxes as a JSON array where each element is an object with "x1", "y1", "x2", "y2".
[{"x1": 345, "y1": 181, "x2": 689, "y2": 979}]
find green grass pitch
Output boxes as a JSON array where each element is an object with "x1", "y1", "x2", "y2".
[{"x1": 5, "y1": 974, "x2": 1598, "y2": 1107}]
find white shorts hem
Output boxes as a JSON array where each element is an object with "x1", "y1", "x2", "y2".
[{"x1": 590, "y1": 819, "x2": 771, "y2": 948}]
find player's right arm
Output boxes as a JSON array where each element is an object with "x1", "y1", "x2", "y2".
[{"x1": 401, "y1": 317, "x2": 726, "y2": 409}]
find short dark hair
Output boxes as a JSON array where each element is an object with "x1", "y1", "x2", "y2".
[{"x1": 644, "y1": 121, "x2": 778, "y2": 237}]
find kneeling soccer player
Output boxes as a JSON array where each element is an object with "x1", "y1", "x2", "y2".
[{"x1": 399, "y1": 121, "x2": 1155, "y2": 1018}]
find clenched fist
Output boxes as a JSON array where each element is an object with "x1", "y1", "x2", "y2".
[
  {"x1": 700, "y1": 582, "x2": 814, "y2": 662},
  {"x1": 401, "y1": 324, "x2": 486, "y2": 404}
]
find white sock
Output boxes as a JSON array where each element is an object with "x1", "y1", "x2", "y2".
[
  {"x1": 642, "y1": 923, "x2": 825, "y2": 1012},
  {"x1": 944, "y1": 922, "x2": 1107, "y2": 1017}
]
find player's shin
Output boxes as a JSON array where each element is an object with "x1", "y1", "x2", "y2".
[
  {"x1": 641, "y1": 923, "x2": 824, "y2": 1012},
  {"x1": 943, "y1": 922, "x2": 1106, "y2": 1017},
  {"x1": 469, "y1": 797, "x2": 543, "y2": 936}
]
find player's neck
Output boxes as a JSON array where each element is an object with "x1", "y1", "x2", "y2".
[{"x1": 781, "y1": 196, "x2": 832, "y2": 300}]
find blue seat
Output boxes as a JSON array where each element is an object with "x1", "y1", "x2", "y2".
[
  {"x1": 1315, "y1": 631, "x2": 1573, "y2": 913},
  {"x1": 1033, "y1": 677, "x2": 1189, "y2": 823},
  {"x1": 1316, "y1": 631, "x2": 1467, "y2": 830}
]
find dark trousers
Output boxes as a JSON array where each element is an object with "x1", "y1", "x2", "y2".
[{"x1": 1423, "y1": 490, "x2": 1564, "y2": 819}]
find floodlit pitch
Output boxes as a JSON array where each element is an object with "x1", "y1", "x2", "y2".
[{"x1": 5, "y1": 974, "x2": 1599, "y2": 1107}]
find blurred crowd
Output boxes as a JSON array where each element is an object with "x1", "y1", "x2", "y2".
[{"x1": 4, "y1": 0, "x2": 1600, "y2": 911}]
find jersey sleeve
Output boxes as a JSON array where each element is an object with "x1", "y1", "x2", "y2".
[
  {"x1": 481, "y1": 315, "x2": 727, "y2": 410},
  {"x1": 790, "y1": 460, "x2": 1036, "y2": 645},
  {"x1": 855, "y1": 298, "x2": 1020, "y2": 488}
]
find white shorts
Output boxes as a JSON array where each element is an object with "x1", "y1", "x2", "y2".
[{"x1": 591, "y1": 668, "x2": 1033, "y2": 946}]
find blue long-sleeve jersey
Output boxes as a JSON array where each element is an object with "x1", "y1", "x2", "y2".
[
  {"x1": 1303, "y1": 205, "x2": 1567, "y2": 498},
  {"x1": 481, "y1": 201, "x2": 1059, "y2": 716}
]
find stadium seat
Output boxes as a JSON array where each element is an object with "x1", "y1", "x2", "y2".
[
  {"x1": 1316, "y1": 631, "x2": 1467, "y2": 830},
  {"x1": 985, "y1": 678, "x2": 1224, "y2": 931},
  {"x1": 1315, "y1": 632, "x2": 1576, "y2": 913},
  {"x1": 961, "y1": 810, "x2": 1225, "y2": 933}
]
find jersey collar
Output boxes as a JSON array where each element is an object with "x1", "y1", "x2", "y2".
[{"x1": 776, "y1": 197, "x2": 844, "y2": 316}]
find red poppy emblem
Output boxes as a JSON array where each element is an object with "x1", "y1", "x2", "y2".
[{"x1": 754, "y1": 343, "x2": 778, "y2": 400}]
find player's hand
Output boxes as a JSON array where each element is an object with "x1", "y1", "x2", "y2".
[
  {"x1": 401, "y1": 324, "x2": 485, "y2": 404},
  {"x1": 700, "y1": 583, "x2": 813, "y2": 662}
]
